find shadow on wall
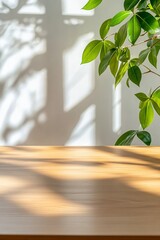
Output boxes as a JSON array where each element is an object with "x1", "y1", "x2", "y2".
[{"x1": 0, "y1": 0, "x2": 118, "y2": 146}]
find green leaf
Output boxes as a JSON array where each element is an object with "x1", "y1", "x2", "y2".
[
  {"x1": 150, "y1": 0, "x2": 160, "y2": 15},
  {"x1": 119, "y1": 47, "x2": 130, "y2": 62},
  {"x1": 151, "y1": 89, "x2": 160, "y2": 115},
  {"x1": 135, "y1": 92, "x2": 148, "y2": 101},
  {"x1": 100, "y1": 40, "x2": 115, "y2": 60},
  {"x1": 115, "y1": 62, "x2": 129, "y2": 87},
  {"x1": 130, "y1": 58, "x2": 139, "y2": 66},
  {"x1": 137, "y1": 131, "x2": 151, "y2": 145},
  {"x1": 139, "y1": 48, "x2": 150, "y2": 64},
  {"x1": 82, "y1": 40, "x2": 103, "y2": 64},
  {"x1": 150, "y1": 0, "x2": 158, "y2": 7},
  {"x1": 147, "y1": 3, "x2": 159, "y2": 15},
  {"x1": 104, "y1": 40, "x2": 115, "y2": 49},
  {"x1": 110, "y1": 11, "x2": 132, "y2": 27},
  {"x1": 137, "y1": 0, "x2": 148, "y2": 10},
  {"x1": 147, "y1": 39, "x2": 160, "y2": 48},
  {"x1": 100, "y1": 19, "x2": 111, "y2": 39},
  {"x1": 126, "y1": 78, "x2": 130, "y2": 87},
  {"x1": 82, "y1": 0, "x2": 103, "y2": 10},
  {"x1": 148, "y1": 46, "x2": 158, "y2": 68},
  {"x1": 154, "y1": 40, "x2": 160, "y2": 48},
  {"x1": 99, "y1": 49, "x2": 116, "y2": 75},
  {"x1": 115, "y1": 130, "x2": 138, "y2": 145},
  {"x1": 127, "y1": 15, "x2": 141, "y2": 44},
  {"x1": 139, "y1": 100, "x2": 154, "y2": 129},
  {"x1": 139, "y1": 100, "x2": 146, "y2": 109},
  {"x1": 100, "y1": 45, "x2": 107, "y2": 61},
  {"x1": 128, "y1": 65, "x2": 142, "y2": 86},
  {"x1": 151, "y1": 89, "x2": 160, "y2": 107},
  {"x1": 110, "y1": 51, "x2": 119, "y2": 76},
  {"x1": 124, "y1": 0, "x2": 140, "y2": 10},
  {"x1": 151, "y1": 99, "x2": 160, "y2": 115},
  {"x1": 115, "y1": 23, "x2": 128, "y2": 47},
  {"x1": 136, "y1": 12, "x2": 159, "y2": 34}
]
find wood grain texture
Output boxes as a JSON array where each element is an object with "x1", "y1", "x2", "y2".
[{"x1": 0, "y1": 146, "x2": 160, "y2": 236}]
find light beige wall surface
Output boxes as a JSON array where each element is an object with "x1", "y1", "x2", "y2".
[{"x1": 0, "y1": 0, "x2": 159, "y2": 145}]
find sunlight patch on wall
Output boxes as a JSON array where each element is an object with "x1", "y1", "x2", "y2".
[
  {"x1": 65, "y1": 105, "x2": 96, "y2": 146},
  {"x1": 8, "y1": 70, "x2": 47, "y2": 129},
  {"x1": 0, "y1": 69, "x2": 47, "y2": 145},
  {"x1": 19, "y1": 0, "x2": 46, "y2": 15},
  {"x1": 63, "y1": 33, "x2": 95, "y2": 112},
  {"x1": 61, "y1": 0, "x2": 94, "y2": 16},
  {"x1": 0, "y1": 0, "x2": 46, "y2": 14},
  {"x1": 0, "y1": 2, "x2": 47, "y2": 145},
  {"x1": 64, "y1": 18, "x2": 84, "y2": 26},
  {"x1": 112, "y1": 84, "x2": 121, "y2": 134}
]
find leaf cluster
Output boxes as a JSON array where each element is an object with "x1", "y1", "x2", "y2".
[{"x1": 82, "y1": 0, "x2": 160, "y2": 145}]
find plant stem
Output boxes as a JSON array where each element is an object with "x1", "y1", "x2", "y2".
[
  {"x1": 143, "y1": 71, "x2": 150, "y2": 75},
  {"x1": 125, "y1": 38, "x2": 152, "y2": 48},
  {"x1": 151, "y1": 39, "x2": 160, "y2": 48},
  {"x1": 140, "y1": 32, "x2": 147, "y2": 37},
  {"x1": 105, "y1": 33, "x2": 115, "y2": 39},
  {"x1": 142, "y1": 65, "x2": 160, "y2": 78}
]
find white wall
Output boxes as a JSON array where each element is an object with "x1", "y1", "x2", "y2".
[{"x1": 0, "y1": 0, "x2": 159, "y2": 145}]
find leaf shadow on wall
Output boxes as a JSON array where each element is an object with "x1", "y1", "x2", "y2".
[{"x1": 0, "y1": 0, "x2": 116, "y2": 145}]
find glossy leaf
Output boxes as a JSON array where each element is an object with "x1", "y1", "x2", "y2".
[
  {"x1": 137, "y1": 131, "x2": 151, "y2": 145},
  {"x1": 115, "y1": 130, "x2": 137, "y2": 145},
  {"x1": 130, "y1": 58, "x2": 139, "y2": 67},
  {"x1": 150, "y1": 0, "x2": 160, "y2": 15},
  {"x1": 100, "y1": 45, "x2": 107, "y2": 61},
  {"x1": 139, "y1": 100, "x2": 154, "y2": 129},
  {"x1": 152, "y1": 89, "x2": 160, "y2": 105},
  {"x1": 119, "y1": 47, "x2": 130, "y2": 62},
  {"x1": 137, "y1": 0, "x2": 148, "y2": 9},
  {"x1": 124, "y1": 0, "x2": 140, "y2": 10},
  {"x1": 104, "y1": 40, "x2": 115, "y2": 49},
  {"x1": 135, "y1": 92, "x2": 148, "y2": 101},
  {"x1": 147, "y1": 39, "x2": 160, "y2": 48},
  {"x1": 115, "y1": 23, "x2": 127, "y2": 47},
  {"x1": 151, "y1": 89, "x2": 160, "y2": 114},
  {"x1": 110, "y1": 11, "x2": 132, "y2": 26},
  {"x1": 128, "y1": 65, "x2": 142, "y2": 86},
  {"x1": 137, "y1": 12, "x2": 159, "y2": 34},
  {"x1": 99, "y1": 49, "x2": 116, "y2": 75},
  {"x1": 115, "y1": 62, "x2": 129, "y2": 87},
  {"x1": 110, "y1": 51, "x2": 119, "y2": 76},
  {"x1": 127, "y1": 15, "x2": 141, "y2": 44},
  {"x1": 82, "y1": 0, "x2": 103, "y2": 10},
  {"x1": 148, "y1": 47, "x2": 158, "y2": 68},
  {"x1": 100, "y1": 40, "x2": 115, "y2": 60},
  {"x1": 100, "y1": 19, "x2": 111, "y2": 39},
  {"x1": 139, "y1": 101, "x2": 146, "y2": 109},
  {"x1": 139, "y1": 48, "x2": 150, "y2": 64},
  {"x1": 151, "y1": 99, "x2": 160, "y2": 115},
  {"x1": 82, "y1": 40, "x2": 103, "y2": 64}
]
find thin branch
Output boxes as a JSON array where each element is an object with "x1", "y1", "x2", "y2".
[
  {"x1": 151, "y1": 39, "x2": 160, "y2": 48},
  {"x1": 140, "y1": 32, "x2": 147, "y2": 37},
  {"x1": 143, "y1": 71, "x2": 150, "y2": 75},
  {"x1": 126, "y1": 38, "x2": 153, "y2": 48},
  {"x1": 105, "y1": 33, "x2": 115, "y2": 39},
  {"x1": 142, "y1": 65, "x2": 160, "y2": 78}
]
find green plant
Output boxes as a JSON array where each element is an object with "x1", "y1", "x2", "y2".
[{"x1": 82, "y1": 0, "x2": 160, "y2": 145}]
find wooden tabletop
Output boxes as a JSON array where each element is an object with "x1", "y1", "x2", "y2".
[{"x1": 0, "y1": 146, "x2": 160, "y2": 237}]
